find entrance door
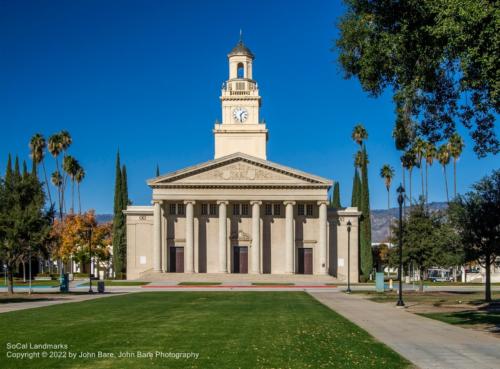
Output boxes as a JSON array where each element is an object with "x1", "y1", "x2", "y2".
[
  {"x1": 298, "y1": 248, "x2": 313, "y2": 274},
  {"x1": 169, "y1": 247, "x2": 184, "y2": 273},
  {"x1": 233, "y1": 246, "x2": 248, "y2": 274}
]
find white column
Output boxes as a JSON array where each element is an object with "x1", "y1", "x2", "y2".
[
  {"x1": 318, "y1": 201, "x2": 328, "y2": 274},
  {"x1": 284, "y1": 201, "x2": 295, "y2": 274},
  {"x1": 250, "y1": 201, "x2": 262, "y2": 274},
  {"x1": 184, "y1": 200, "x2": 195, "y2": 273},
  {"x1": 161, "y1": 204, "x2": 167, "y2": 273},
  {"x1": 217, "y1": 201, "x2": 228, "y2": 273},
  {"x1": 153, "y1": 201, "x2": 162, "y2": 272}
]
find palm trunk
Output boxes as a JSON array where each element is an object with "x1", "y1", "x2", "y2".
[
  {"x1": 485, "y1": 255, "x2": 491, "y2": 302},
  {"x1": 78, "y1": 182, "x2": 81, "y2": 214},
  {"x1": 453, "y1": 159, "x2": 457, "y2": 199},
  {"x1": 22, "y1": 262, "x2": 26, "y2": 282},
  {"x1": 425, "y1": 162, "x2": 429, "y2": 206},
  {"x1": 71, "y1": 179, "x2": 75, "y2": 214},
  {"x1": 409, "y1": 169, "x2": 413, "y2": 206},
  {"x1": 402, "y1": 164, "x2": 406, "y2": 209},
  {"x1": 443, "y1": 165, "x2": 449, "y2": 202},
  {"x1": 41, "y1": 160, "x2": 53, "y2": 207},
  {"x1": 420, "y1": 161, "x2": 424, "y2": 201}
]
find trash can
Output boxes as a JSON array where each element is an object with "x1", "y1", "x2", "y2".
[
  {"x1": 59, "y1": 273, "x2": 69, "y2": 293},
  {"x1": 375, "y1": 272, "x2": 385, "y2": 292},
  {"x1": 97, "y1": 281, "x2": 105, "y2": 294}
]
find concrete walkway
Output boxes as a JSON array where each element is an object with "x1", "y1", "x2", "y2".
[{"x1": 310, "y1": 291, "x2": 500, "y2": 369}]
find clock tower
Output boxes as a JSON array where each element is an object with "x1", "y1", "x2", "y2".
[{"x1": 213, "y1": 35, "x2": 268, "y2": 159}]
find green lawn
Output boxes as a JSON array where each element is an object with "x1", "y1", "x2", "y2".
[
  {"x1": 0, "y1": 292, "x2": 411, "y2": 369},
  {"x1": 78, "y1": 281, "x2": 150, "y2": 286},
  {"x1": 419, "y1": 310, "x2": 500, "y2": 327},
  {"x1": 355, "y1": 290, "x2": 499, "y2": 305}
]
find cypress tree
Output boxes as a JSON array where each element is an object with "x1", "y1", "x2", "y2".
[
  {"x1": 5, "y1": 154, "x2": 12, "y2": 186},
  {"x1": 14, "y1": 156, "x2": 21, "y2": 182},
  {"x1": 22, "y1": 160, "x2": 28, "y2": 179},
  {"x1": 359, "y1": 146, "x2": 373, "y2": 279},
  {"x1": 351, "y1": 168, "x2": 360, "y2": 207},
  {"x1": 332, "y1": 182, "x2": 341, "y2": 208},
  {"x1": 112, "y1": 152, "x2": 124, "y2": 278},
  {"x1": 121, "y1": 165, "x2": 128, "y2": 208},
  {"x1": 156, "y1": 164, "x2": 160, "y2": 177}
]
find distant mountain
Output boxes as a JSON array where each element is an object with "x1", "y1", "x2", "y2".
[
  {"x1": 96, "y1": 214, "x2": 113, "y2": 224},
  {"x1": 371, "y1": 201, "x2": 448, "y2": 243},
  {"x1": 94, "y1": 202, "x2": 448, "y2": 242}
]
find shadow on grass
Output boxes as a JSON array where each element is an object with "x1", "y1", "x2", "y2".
[
  {"x1": 0, "y1": 298, "x2": 54, "y2": 304},
  {"x1": 421, "y1": 310, "x2": 500, "y2": 333}
]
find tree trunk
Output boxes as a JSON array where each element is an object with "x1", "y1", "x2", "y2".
[
  {"x1": 453, "y1": 159, "x2": 457, "y2": 199},
  {"x1": 42, "y1": 160, "x2": 53, "y2": 207},
  {"x1": 402, "y1": 164, "x2": 407, "y2": 209},
  {"x1": 71, "y1": 179, "x2": 75, "y2": 214},
  {"x1": 7, "y1": 265, "x2": 14, "y2": 294},
  {"x1": 425, "y1": 162, "x2": 428, "y2": 206},
  {"x1": 22, "y1": 262, "x2": 26, "y2": 282},
  {"x1": 443, "y1": 165, "x2": 449, "y2": 203},
  {"x1": 485, "y1": 255, "x2": 491, "y2": 302},
  {"x1": 420, "y1": 161, "x2": 424, "y2": 201},
  {"x1": 419, "y1": 268, "x2": 424, "y2": 292},
  {"x1": 78, "y1": 182, "x2": 81, "y2": 214},
  {"x1": 409, "y1": 169, "x2": 413, "y2": 206}
]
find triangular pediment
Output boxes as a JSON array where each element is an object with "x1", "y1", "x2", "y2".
[{"x1": 148, "y1": 153, "x2": 332, "y2": 187}]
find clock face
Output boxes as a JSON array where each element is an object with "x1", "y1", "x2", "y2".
[{"x1": 232, "y1": 107, "x2": 248, "y2": 123}]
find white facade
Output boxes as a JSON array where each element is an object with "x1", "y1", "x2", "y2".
[{"x1": 125, "y1": 39, "x2": 360, "y2": 281}]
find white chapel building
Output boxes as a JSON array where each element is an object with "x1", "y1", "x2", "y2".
[{"x1": 124, "y1": 39, "x2": 361, "y2": 280}]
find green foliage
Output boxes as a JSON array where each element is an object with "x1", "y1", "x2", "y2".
[
  {"x1": 391, "y1": 200, "x2": 461, "y2": 291},
  {"x1": 449, "y1": 169, "x2": 500, "y2": 301},
  {"x1": 112, "y1": 152, "x2": 127, "y2": 278},
  {"x1": 0, "y1": 160, "x2": 53, "y2": 293},
  {"x1": 332, "y1": 182, "x2": 341, "y2": 208},
  {"x1": 351, "y1": 168, "x2": 361, "y2": 207},
  {"x1": 336, "y1": 0, "x2": 499, "y2": 157},
  {"x1": 359, "y1": 146, "x2": 373, "y2": 278}
]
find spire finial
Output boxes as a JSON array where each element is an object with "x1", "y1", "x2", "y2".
[{"x1": 239, "y1": 29, "x2": 243, "y2": 43}]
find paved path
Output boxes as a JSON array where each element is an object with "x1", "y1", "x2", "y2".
[{"x1": 310, "y1": 291, "x2": 500, "y2": 369}]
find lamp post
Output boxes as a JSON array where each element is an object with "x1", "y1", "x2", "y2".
[
  {"x1": 87, "y1": 227, "x2": 93, "y2": 294},
  {"x1": 346, "y1": 220, "x2": 352, "y2": 293},
  {"x1": 396, "y1": 184, "x2": 405, "y2": 307}
]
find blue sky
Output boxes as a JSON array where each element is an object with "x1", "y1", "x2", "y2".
[{"x1": 1, "y1": 0, "x2": 498, "y2": 214}]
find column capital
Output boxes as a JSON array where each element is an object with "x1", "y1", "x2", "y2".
[
  {"x1": 216, "y1": 200, "x2": 229, "y2": 205},
  {"x1": 250, "y1": 200, "x2": 262, "y2": 206},
  {"x1": 152, "y1": 200, "x2": 163, "y2": 205},
  {"x1": 183, "y1": 200, "x2": 196, "y2": 205},
  {"x1": 317, "y1": 200, "x2": 329, "y2": 206},
  {"x1": 283, "y1": 200, "x2": 296, "y2": 206}
]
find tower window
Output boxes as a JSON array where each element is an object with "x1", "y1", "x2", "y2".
[{"x1": 237, "y1": 63, "x2": 244, "y2": 78}]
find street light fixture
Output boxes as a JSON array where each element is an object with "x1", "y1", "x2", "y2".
[
  {"x1": 396, "y1": 184, "x2": 405, "y2": 307},
  {"x1": 346, "y1": 220, "x2": 352, "y2": 293},
  {"x1": 87, "y1": 227, "x2": 93, "y2": 294}
]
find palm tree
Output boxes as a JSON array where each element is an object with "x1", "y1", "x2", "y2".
[
  {"x1": 437, "y1": 144, "x2": 451, "y2": 202},
  {"x1": 401, "y1": 150, "x2": 417, "y2": 205},
  {"x1": 75, "y1": 165, "x2": 85, "y2": 214},
  {"x1": 63, "y1": 155, "x2": 79, "y2": 214},
  {"x1": 48, "y1": 134, "x2": 63, "y2": 220},
  {"x1": 352, "y1": 124, "x2": 368, "y2": 146},
  {"x1": 29, "y1": 133, "x2": 53, "y2": 206},
  {"x1": 423, "y1": 142, "x2": 436, "y2": 205},
  {"x1": 448, "y1": 133, "x2": 464, "y2": 198},
  {"x1": 380, "y1": 164, "x2": 395, "y2": 209},
  {"x1": 413, "y1": 138, "x2": 426, "y2": 198},
  {"x1": 59, "y1": 130, "x2": 72, "y2": 214},
  {"x1": 354, "y1": 150, "x2": 364, "y2": 169}
]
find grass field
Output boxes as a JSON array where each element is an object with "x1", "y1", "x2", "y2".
[
  {"x1": 0, "y1": 280, "x2": 60, "y2": 287},
  {"x1": 420, "y1": 310, "x2": 500, "y2": 327},
  {"x1": 355, "y1": 290, "x2": 499, "y2": 305},
  {"x1": 0, "y1": 292, "x2": 411, "y2": 369}
]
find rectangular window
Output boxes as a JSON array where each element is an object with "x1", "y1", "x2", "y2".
[
  {"x1": 177, "y1": 203, "x2": 185, "y2": 216},
  {"x1": 233, "y1": 204, "x2": 240, "y2": 216},
  {"x1": 306, "y1": 204, "x2": 313, "y2": 216},
  {"x1": 169, "y1": 203, "x2": 176, "y2": 215},
  {"x1": 209, "y1": 203, "x2": 217, "y2": 215},
  {"x1": 298, "y1": 204, "x2": 305, "y2": 216},
  {"x1": 273, "y1": 204, "x2": 281, "y2": 216},
  {"x1": 265, "y1": 203, "x2": 272, "y2": 216},
  {"x1": 241, "y1": 203, "x2": 249, "y2": 216},
  {"x1": 201, "y1": 203, "x2": 208, "y2": 215}
]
